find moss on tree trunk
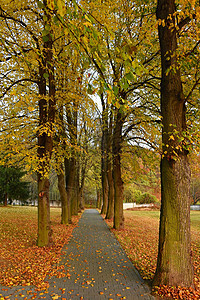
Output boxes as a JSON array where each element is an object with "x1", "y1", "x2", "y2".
[
  {"x1": 153, "y1": 0, "x2": 193, "y2": 287},
  {"x1": 37, "y1": 178, "x2": 52, "y2": 247}
]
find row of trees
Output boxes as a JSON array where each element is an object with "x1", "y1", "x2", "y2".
[{"x1": 0, "y1": 0, "x2": 199, "y2": 290}]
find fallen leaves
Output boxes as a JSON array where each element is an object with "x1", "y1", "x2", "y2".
[
  {"x1": 106, "y1": 210, "x2": 200, "y2": 300},
  {"x1": 0, "y1": 206, "x2": 80, "y2": 290}
]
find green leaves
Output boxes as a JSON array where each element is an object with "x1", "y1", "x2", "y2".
[
  {"x1": 43, "y1": 72, "x2": 49, "y2": 79},
  {"x1": 56, "y1": 0, "x2": 66, "y2": 17},
  {"x1": 37, "y1": 1, "x2": 44, "y2": 9}
]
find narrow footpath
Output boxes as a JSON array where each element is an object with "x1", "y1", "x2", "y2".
[{"x1": 0, "y1": 209, "x2": 154, "y2": 300}]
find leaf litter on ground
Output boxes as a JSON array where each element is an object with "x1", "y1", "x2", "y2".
[
  {"x1": 0, "y1": 206, "x2": 80, "y2": 290},
  {"x1": 105, "y1": 210, "x2": 200, "y2": 300}
]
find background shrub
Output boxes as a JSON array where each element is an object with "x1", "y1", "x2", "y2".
[
  {"x1": 137, "y1": 192, "x2": 157, "y2": 204},
  {"x1": 123, "y1": 185, "x2": 142, "y2": 203}
]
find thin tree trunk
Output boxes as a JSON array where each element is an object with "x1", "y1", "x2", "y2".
[
  {"x1": 113, "y1": 110, "x2": 124, "y2": 229},
  {"x1": 153, "y1": 0, "x2": 193, "y2": 287},
  {"x1": 105, "y1": 156, "x2": 114, "y2": 219},
  {"x1": 65, "y1": 99, "x2": 78, "y2": 217},
  {"x1": 71, "y1": 159, "x2": 78, "y2": 216},
  {"x1": 56, "y1": 105, "x2": 69, "y2": 223},
  {"x1": 65, "y1": 157, "x2": 77, "y2": 222},
  {"x1": 101, "y1": 159, "x2": 108, "y2": 214},
  {"x1": 77, "y1": 156, "x2": 87, "y2": 211},
  {"x1": 100, "y1": 92, "x2": 109, "y2": 214},
  {"x1": 78, "y1": 189, "x2": 85, "y2": 210},
  {"x1": 58, "y1": 164, "x2": 69, "y2": 224},
  {"x1": 101, "y1": 122, "x2": 109, "y2": 214},
  {"x1": 106, "y1": 112, "x2": 114, "y2": 219},
  {"x1": 96, "y1": 188, "x2": 101, "y2": 209}
]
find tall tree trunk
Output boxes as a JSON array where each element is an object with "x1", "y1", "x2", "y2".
[
  {"x1": 37, "y1": 2, "x2": 55, "y2": 246},
  {"x1": 96, "y1": 188, "x2": 101, "y2": 209},
  {"x1": 78, "y1": 189, "x2": 85, "y2": 210},
  {"x1": 65, "y1": 157, "x2": 77, "y2": 222},
  {"x1": 101, "y1": 147, "x2": 108, "y2": 214},
  {"x1": 58, "y1": 164, "x2": 69, "y2": 224},
  {"x1": 65, "y1": 99, "x2": 78, "y2": 217},
  {"x1": 71, "y1": 159, "x2": 78, "y2": 216},
  {"x1": 105, "y1": 153, "x2": 114, "y2": 219},
  {"x1": 153, "y1": 0, "x2": 193, "y2": 287},
  {"x1": 37, "y1": 66, "x2": 51, "y2": 246},
  {"x1": 113, "y1": 110, "x2": 124, "y2": 229},
  {"x1": 71, "y1": 189, "x2": 78, "y2": 215},
  {"x1": 77, "y1": 156, "x2": 87, "y2": 211},
  {"x1": 56, "y1": 105, "x2": 69, "y2": 223},
  {"x1": 101, "y1": 118, "x2": 109, "y2": 214},
  {"x1": 106, "y1": 112, "x2": 114, "y2": 219}
]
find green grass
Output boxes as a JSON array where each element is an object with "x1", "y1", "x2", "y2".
[
  {"x1": 125, "y1": 210, "x2": 160, "y2": 219},
  {"x1": 125, "y1": 210, "x2": 200, "y2": 231},
  {"x1": 190, "y1": 211, "x2": 200, "y2": 231}
]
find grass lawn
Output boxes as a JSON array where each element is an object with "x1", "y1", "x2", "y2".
[
  {"x1": 0, "y1": 206, "x2": 80, "y2": 290},
  {"x1": 124, "y1": 210, "x2": 200, "y2": 231},
  {"x1": 106, "y1": 210, "x2": 200, "y2": 299}
]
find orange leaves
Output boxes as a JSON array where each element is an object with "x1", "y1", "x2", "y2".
[
  {"x1": 153, "y1": 285, "x2": 200, "y2": 300},
  {"x1": 0, "y1": 206, "x2": 80, "y2": 290},
  {"x1": 106, "y1": 210, "x2": 200, "y2": 299}
]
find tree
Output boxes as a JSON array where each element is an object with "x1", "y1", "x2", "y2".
[
  {"x1": 0, "y1": 0, "x2": 57, "y2": 246},
  {"x1": 191, "y1": 177, "x2": 200, "y2": 205},
  {"x1": 0, "y1": 166, "x2": 29, "y2": 206},
  {"x1": 153, "y1": 0, "x2": 194, "y2": 287},
  {"x1": 78, "y1": 0, "x2": 161, "y2": 229},
  {"x1": 122, "y1": 144, "x2": 161, "y2": 200}
]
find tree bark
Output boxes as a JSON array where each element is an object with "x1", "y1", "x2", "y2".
[
  {"x1": 96, "y1": 188, "x2": 101, "y2": 209},
  {"x1": 58, "y1": 164, "x2": 69, "y2": 224},
  {"x1": 65, "y1": 100, "x2": 78, "y2": 217},
  {"x1": 65, "y1": 157, "x2": 76, "y2": 222},
  {"x1": 101, "y1": 139, "x2": 108, "y2": 214},
  {"x1": 37, "y1": 1, "x2": 55, "y2": 246},
  {"x1": 37, "y1": 64, "x2": 51, "y2": 246},
  {"x1": 37, "y1": 178, "x2": 52, "y2": 247},
  {"x1": 153, "y1": 0, "x2": 193, "y2": 287},
  {"x1": 101, "y1": 111, "x2": 109, "y2": 214},
  {"x1": 113, "y1": 109, "x2": 124, "y2": 229},
  {"x1": 77, "y1": 155, "x2": 87, "y2": 211},
  {"x1": 105, "y1": 150, "x2": 114, "y2": 219},
  {"x1": 106, "y1": 112, "x2": 114, "y2": 219}
]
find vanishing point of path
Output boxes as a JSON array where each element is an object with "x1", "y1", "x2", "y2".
[{"x1": 0, "y1": 209, "x2": 155, "y2": 300}]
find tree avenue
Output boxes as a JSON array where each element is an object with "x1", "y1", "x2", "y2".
[{"x1": 0, "y1": 0, "x2": 200, "y2": 294}]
